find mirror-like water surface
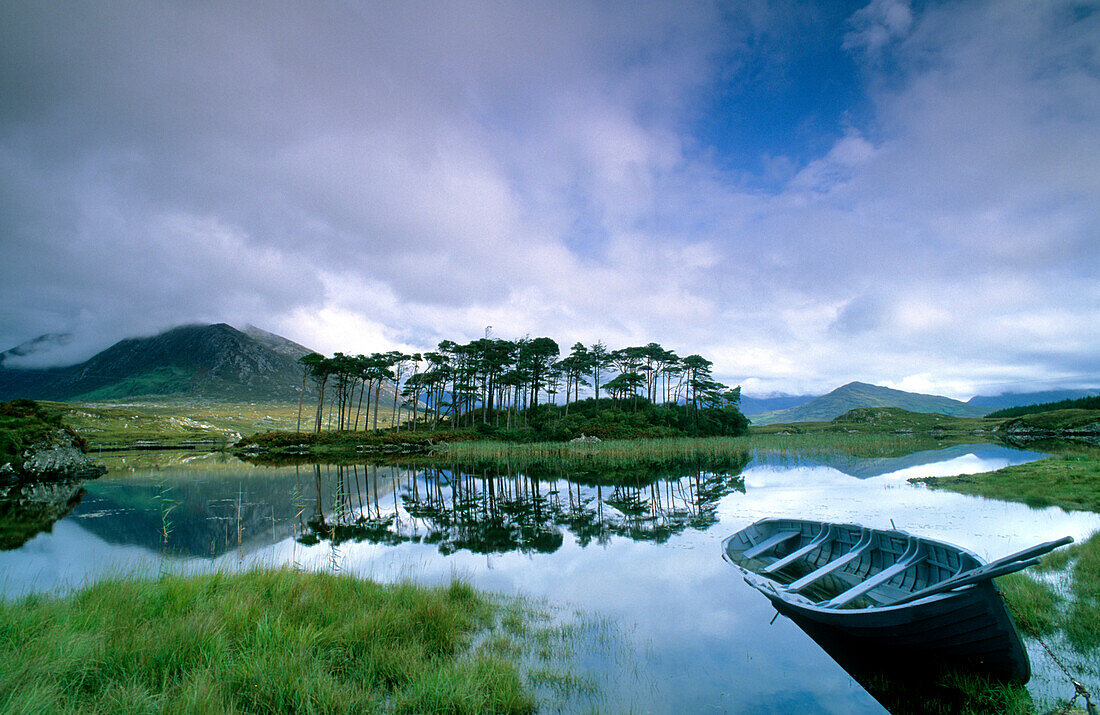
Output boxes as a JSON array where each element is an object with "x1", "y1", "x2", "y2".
[{"x1": 3, "y1": 444, "x2": 1097, "y2": 713}]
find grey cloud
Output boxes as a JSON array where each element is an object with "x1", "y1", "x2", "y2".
[{"x1": 0, "y1": 1, "x2": 1097, "y2": 398}]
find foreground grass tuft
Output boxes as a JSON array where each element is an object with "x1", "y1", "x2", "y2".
[{"x1": 0, "y1": 570, "x2": 533, "y2": 714}]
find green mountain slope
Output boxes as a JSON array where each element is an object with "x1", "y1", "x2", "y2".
[
  {"x1": 0, "y1": 324, "x2": 315, "y2": 403},
  {"x1": 751, "y1": 381, "x2": 986, "y2": 425}
]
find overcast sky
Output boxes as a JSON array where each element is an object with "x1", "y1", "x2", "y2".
[{"x1": 1, "y1": 0, "x2": 1098, "y2": 398}]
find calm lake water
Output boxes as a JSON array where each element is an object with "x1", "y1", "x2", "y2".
[{"x1": 3, "y1": 443, "x2": 1099, "y2": 713}]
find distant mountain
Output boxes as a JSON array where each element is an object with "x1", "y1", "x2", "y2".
[
  {"x1": 751, "y1": 382, "x2": 986, "y2": 425},
  {"x1": 738, "y1": 393, "x2": 819, "y2": 416},
  {"x1": 0, "y1": 323, "x2": 317, "y2": 402},
  {"x1": 966, "y1": 389, "x2": 1097, "y2": 413},
  {"x1": 241, "y1": 325, "x2": 314, "y2": 359},
  {"x1": 0, "y1": 332, "x2": 74, "y2": 363}
]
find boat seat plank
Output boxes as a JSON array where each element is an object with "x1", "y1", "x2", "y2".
[
  {"x1": 824, "y1": 546, "x2": 928, "y2": 608},
  {"x1": 763, "y1": 526, "x2": 834, "y2": 574},
  {"x1": 788, "y1": 531, "x2": 872, "y2": 592},
  {"x1": 742, "y1": 530, "x2": 800, "y2": 560}
]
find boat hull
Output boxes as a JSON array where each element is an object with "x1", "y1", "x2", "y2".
[{"x1": 758, "y1": 578, "x2": 1029, "y2": 682}]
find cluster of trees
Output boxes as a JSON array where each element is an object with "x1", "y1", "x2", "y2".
[
  {"x1": 985, "y1": 394, "x2": 1100, "y2": 419},
  {"x1": 296, "y1": 336, "x2": 746, "y2": 437}
]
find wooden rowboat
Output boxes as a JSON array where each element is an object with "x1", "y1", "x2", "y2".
[{"x1": 723, "y1": 518, "x2": 1073, "y2": 683}]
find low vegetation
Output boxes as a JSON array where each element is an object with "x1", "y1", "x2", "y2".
[
  {"x1": 996, "y1": 573, "x2": 1062, "y2": 638},
  {"x1": 0, "y1": 569, "x2": 535, "y2": 714},
  {"x1": 754, "y1": 406, "x2": 1001, "y2": 441},
  {"x1": 915, "y1": 437, "x2": 1100, "y2": 695},
  {"x1": 44, "y1": 400, "x2": 398, "y2": 450},
  {"x1": 236, "y1": 398, "x2": 750, "y2": 460},
  {"x1": 912, "y1": 444, "x2": 1100, "y2": 512}
]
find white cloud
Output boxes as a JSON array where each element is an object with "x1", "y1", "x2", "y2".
[{"x1": 843, "y1": 0, "x2": 913, "y2": 55}]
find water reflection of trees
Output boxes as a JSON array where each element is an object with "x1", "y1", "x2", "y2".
[{"x1": 298, "y1": 455, "x2": 749, "y2": 556}]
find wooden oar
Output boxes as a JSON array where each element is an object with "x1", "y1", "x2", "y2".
[{"x1": 889, "y1": 536, "x2": 1073, "y2": 606}]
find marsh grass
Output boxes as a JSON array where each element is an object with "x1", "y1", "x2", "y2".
[
  {"x1": 997, "y1": 573, "x2": 1063, "y2": 637},
  {"x1": 913, "y1": 445, "x2": 1100, "y2": 513},
  {"x1": 1063, "y1": 531, "x2": 1100, "y2": 651},
  {"x1": 0, "y1": 569, "x2": 533, "y2": 714},
  {"x1": 862, "y1": 669, "x2": 1034, "y2": 715},
  {"x1": 481, "y1": 599, "x2": 637, "y2": 712},
  {"x1": 441, "y1": 431, "x2": 938, "y2": 466}
]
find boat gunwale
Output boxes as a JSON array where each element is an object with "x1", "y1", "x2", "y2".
[{"x1": 722, "y1": 517, "x2": 991, "y2": 613}]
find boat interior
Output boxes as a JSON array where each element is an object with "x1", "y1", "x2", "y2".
[{"x1": 724, "y1": 518, "x2": 983, "y2": 609}]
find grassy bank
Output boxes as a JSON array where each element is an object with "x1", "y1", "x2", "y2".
[
  {"x1": 0, "y1": 570, "x2": 533, "y2": 714},
  {"x1": 912, "y1": 444, "x2": 1100, "y2": 513}
]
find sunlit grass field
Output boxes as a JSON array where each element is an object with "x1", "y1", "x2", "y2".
[{"x1": 44, "y1": 400, "x2": 402, "y2": 450}]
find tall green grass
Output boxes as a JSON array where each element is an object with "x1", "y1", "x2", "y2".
[
  {"x1": 997, "y1": 573, "x2": 1062, "y2": 637},
  {"x1": 0, "y1": 569, "x2": 533, "y2": 714},
  {"x1": 1061, "y1": 530, "x2": 1100, "y2": 651}
]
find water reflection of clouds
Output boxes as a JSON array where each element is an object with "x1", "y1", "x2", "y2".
[{"x1": 723, "y1": 450, "x2": 1100, "y2": 562}]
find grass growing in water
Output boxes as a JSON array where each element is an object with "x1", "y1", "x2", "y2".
[
  {"x1": 863, "y1": 669, "x2": 1034, "y2": 715},
  {"x1": 1038, "y1": 529, "x2": 1100, "y2": 651},
  {"x1": 441, "y1": 431, "x2": 943, "y2": 465},
  {"x1": 0, "y1": 569, "x2": 533, "y2": 714},
  {"x1": 997, "y1": 573, "x2": 1063, "y2": 638}
]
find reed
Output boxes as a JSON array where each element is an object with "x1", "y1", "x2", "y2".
[
  {"x1": 441, "y1": 431, "x2": 940, "y2": 465},
  {"x1": 919, "y1": 444, "x2": 1100, "y2": 653}
]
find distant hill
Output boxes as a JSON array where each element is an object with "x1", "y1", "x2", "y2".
[
  {"x1": 751, "y1": 382, "x2": 986, "y2": 425},
  {"x1": 0, "y1": 324, "x2": 317, "y2": 402},
  {"x1": 739, "y1": 393, "x2": 818, "y2": 416},
  {"x1": 966, "y1": 389, "x2": 1097, "y2": 413}
]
